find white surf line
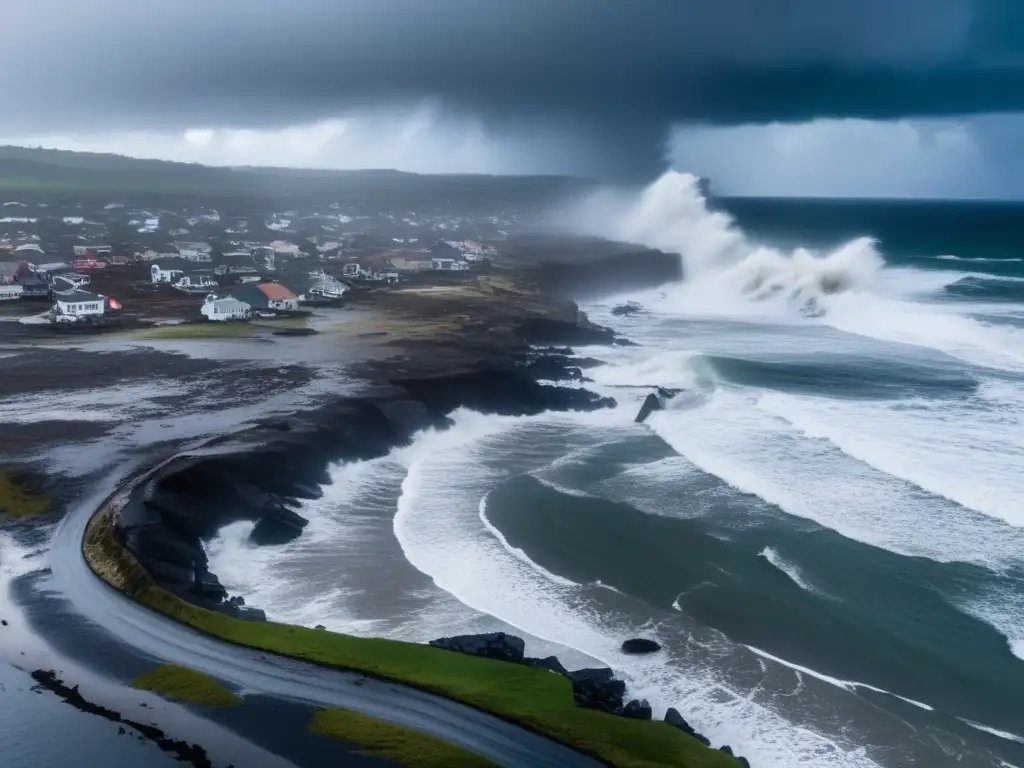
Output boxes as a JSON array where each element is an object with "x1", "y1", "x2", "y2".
[
  {"x1": 960, "y1": 719, "x2": 1024, "y2": 746},
  {"x1": 478, "y1": 493, "x2": 579, "y2": 587},
  {"x1": 746, "y1": 646, "x2": 936, "y2": 712}
]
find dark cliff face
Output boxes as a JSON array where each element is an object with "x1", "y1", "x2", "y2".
[{"x1": 116, "y1": 352, "x2": 617, "y2": 620}]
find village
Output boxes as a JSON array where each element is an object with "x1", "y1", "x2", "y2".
[{"x1": 0, "y1": 199, "x2": 500, "y2": 331}]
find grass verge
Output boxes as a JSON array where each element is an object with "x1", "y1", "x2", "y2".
[
  {"x1": 135, "y1": 322, "x2": 260, "y2": 340},
  {"x1": 84, "y1": 497, "x2": 739, "y2": 768},
  {"x1": 131, "y1": 664, "x2": 243, "y2": 708},
  {"x1": 0, "y1": 470, "x2": 51, "y2": 518},
  {"x1": 309, "y1": 708, "x2": 498, "y2": 767}
]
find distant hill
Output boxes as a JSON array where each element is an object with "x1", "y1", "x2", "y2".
[{"x1": 0, "y1": 146, "x2": 591, "y2": 206}]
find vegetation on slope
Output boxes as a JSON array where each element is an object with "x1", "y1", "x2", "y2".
[
  {"x1": 309, "y1": 708, "x2": 498, "y2": 768},
  {"x1": 0, "y1": 470, "x2": 51, "y2": 518},
  {"x1": 132, "y1": 664, "x2": 243, "y2": 708},
  {"x1": 84, "y1": 500, "x2": 739, "y2": 768}
]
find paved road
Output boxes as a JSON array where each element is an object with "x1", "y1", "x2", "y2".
[{"x1": 49, "y1": 467, "x2": 604, "y2": 768}]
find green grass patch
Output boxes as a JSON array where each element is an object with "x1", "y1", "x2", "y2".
[
  {"x1": 132, "y1": 664, "x2": 243, "y2": 707},
  {"x1": 309, "y1": 708, "x2": 498, "y2": 767},
  {"x1": 0, "y1": 470, "x2": 50, "y2": 518},
  {"x1": 136, "y1": 322, "x2": 259, "y2": 340},
  {"x1": 85, "y1": 506, "x2": 738, "y2": 768}
]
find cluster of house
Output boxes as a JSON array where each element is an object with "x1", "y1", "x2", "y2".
[
  {"x1": 2, "y1": 259, "x2": 119, "y2": 325},
  {"x1": 340, "y1": 240, "x2": 488, "y2": 282}
]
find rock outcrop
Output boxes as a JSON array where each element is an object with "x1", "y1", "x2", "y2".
[
  {"x1": 634, "y1": 387, "x2": 682, "y2": 423},
  {"x1": 611, "y1": 301, "x2": 644, "y2": 316},
  {"x1": 569, "y1": 668, "x2": 626, "y2": 714},
  {"x1": 429, "y1": 632, "x2": 526, "y2": 664},
  {"x1": 526, "y1": 655, "x2": 571, "y2": 677},
  {"x1": 621, "y1": 638, "x2": 661, "y2": 654},
  {"x1": 622, "y1": 699, "x2": 653, "y2": 720}
]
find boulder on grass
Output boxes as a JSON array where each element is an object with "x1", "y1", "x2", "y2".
[
  {"x1": 622, "y1": 699, "x2": 653, "y2": 720},
  {"x1": 428, "y1": 632, "x2": 526, "y2": 663},
  {"x1": 569, "y1": 668, "x2": 626, "y2": 714},
  {"x1": 525, "y1": 656, "x2": 570, "y2": 677},
  {"x1": 665, "y1": 707, "x2": 695, "y2": 734},
  {"x1": 621, "y1": 638, "x2": 661, "y2": 654}
]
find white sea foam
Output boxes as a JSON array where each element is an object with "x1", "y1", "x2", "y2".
[
  {"x1": 390, "y1": 409, "x2": 888, "y2": 767},
  {"x1": 645, "y1": 389, "x2": 1024, "y2": 568},
  {"x1": 574, "y1": 171, "x2": 1024, "y2": 374},
  {"x1": 954, "y1": 585, "x2": 1024, "y2": 664},
  {"x1": 756, "y1": 385, "x2": 1024, "y2": 531},
  {"x1": 758, "y1": 547, "x2": 818, "y2": 594}
]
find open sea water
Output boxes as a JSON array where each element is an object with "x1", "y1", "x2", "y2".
[{"x1": 206, "y1": 173, "x2": 1024, "y2": 768}]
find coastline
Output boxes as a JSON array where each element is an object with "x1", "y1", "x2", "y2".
[
  {"x1": 79, "y1": 410, "x2": 741, "y2": 768},
  {"x1": 67, "y1": 274, "x2": 747, "y2": 767}
]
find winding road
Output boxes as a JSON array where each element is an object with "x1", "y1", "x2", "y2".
[{"x1": 48, "y1": 464, "x2": 604, "y2": 768}]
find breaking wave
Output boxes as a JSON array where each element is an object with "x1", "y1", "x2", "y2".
[
  {"x1": 758, "y1": 547, "x2": 818, "y2": 594},
  {"x1": 571, "y1": 171, "x2": 883, "y2": 315}
]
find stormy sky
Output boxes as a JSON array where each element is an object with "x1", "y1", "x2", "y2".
[{"x1": 4, "y1": 0, "x2": 1024, "y2": 196}]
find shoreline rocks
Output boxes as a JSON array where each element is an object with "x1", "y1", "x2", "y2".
[
  {"x1": 621, "y1": 638, "x2": 661, "y2": 654},
  {"x1": 634, "y1": 386, "x2": 682, "y2": 423},
  {"x1": 429, "y1": 631, "x2": 752, "y2": 764},
  {"x1": 429, "y1": 632, "x2": 526, "y2": 664}
]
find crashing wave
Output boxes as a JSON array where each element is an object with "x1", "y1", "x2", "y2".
[{"x1": 573, "y1": 171, "x2": 883, "y2": 315}]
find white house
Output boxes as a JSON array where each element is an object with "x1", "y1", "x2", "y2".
[
  {"x1": 303, "y1": 270, "x2": 348, "y2": 300},
  {"x1": 151, "y1": 264, "x2": 185, "y2": 284},
  {"x1": 201, "y1": 294, "x2": 252, "y2": 321},
  {"x1": 431, "y1": 258, "x2": 469, "y2": 271},
  {"x1": 54, "y1": 290, "x2": 105, "y2": 322}
]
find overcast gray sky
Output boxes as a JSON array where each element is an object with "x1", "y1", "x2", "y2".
[{"x1": 4, "y1": 0, "x2": 1024, "y2": 196}]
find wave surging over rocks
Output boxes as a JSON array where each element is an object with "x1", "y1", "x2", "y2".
[{"x1": 566, "y1": 171, "x2": 884, "y2": 316}]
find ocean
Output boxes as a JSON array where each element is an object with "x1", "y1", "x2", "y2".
[{"x1": 204, "y1": 173, "x2": 1024, "y2": 768}]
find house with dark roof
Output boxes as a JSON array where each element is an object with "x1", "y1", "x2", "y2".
[{"x1": 229, "y1": 281, "x2": 299, "y2": 312}]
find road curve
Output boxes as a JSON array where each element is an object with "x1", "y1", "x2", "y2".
[{"x1": 49, "y1": 464, "x2": 605, "y2": 768}]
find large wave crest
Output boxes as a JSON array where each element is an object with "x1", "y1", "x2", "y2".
[{"x1": 570, "y1": 171, "x2": 884, "y2": 314}]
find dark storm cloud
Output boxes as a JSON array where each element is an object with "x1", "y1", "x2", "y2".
[{"x1": 4, "y1": 0, "x2": 1024, "y2": 177}]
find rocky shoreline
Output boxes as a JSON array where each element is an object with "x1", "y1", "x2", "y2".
[
  {"x1": 428, "y1": 631, "x2": 750, "y2": 766},
  {"x1": 80, "y1": 282, "x2": 749, "y2": 767},
  {"x1": 113, "y1": 314, "x2": 619, "y2": 622}
]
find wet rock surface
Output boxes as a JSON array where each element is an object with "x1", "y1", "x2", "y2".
[
  {"x1": 622, "y1": 699, "x2": 653, "y2": 720},
  {"x1": 429, "y1": 632, "x2": 527, "y2": 664},
  {"x1": 621, "y1": 638, "x2": 661, "y2": 654},
  {"x1": 569, "y1": 668, "x2": 627, "y2": 715}
]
